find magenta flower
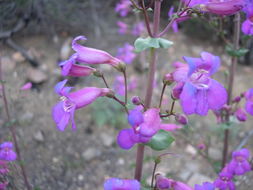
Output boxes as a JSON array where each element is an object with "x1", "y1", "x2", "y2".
[
  {"x1": 117, "y1": 21, "x2": 129, "y2": 35},
  {"x1": 184, "y1": 0, "x2": 208, "y2": 7},
  {"x1": 116, "y1": 43, "x2": 136, "y2": 64},
  {"x1": 173, "y1": 52, "x2": 227, "y2": 116},
  {"x1": 243, "y1": 0, "x2": 253, "y2": 18},
  {"x1": 52, "y1": 80, "x2": 110, "y2": 131},
  {"x1": 168, "y1": 7, "x2": 190, "y2": 33},
  {"x1": 67, "y1": 36, "x2": 123, "y2": 69},
  {"x1": 131, "y1": 22, "x2": 145, "y2": 36},
  {"x1": 113, "y1": 75, "x2": 137, "y2": 96},
  {"x1": 0, "y1": 161, "x2": 9, "y2": 175},
  {"x1": 175, "y1": 113, "x2": 188, "y2": 125},
  {"x1": 0, "y1": 142, "x2": 17, "y2": 161},
  {"x1": 228, "y1": 148, "x2": 251, "y2": 175},
  {"x1": 214, "y1": 168, "x2": 235, "y2": 190},
  {"x1": 156, "y1": 175, "x2": 193, "y2": 190},
  {"x1": 0, "y1": 182, "x2": 7, "y2": 190},
  {"x1": 59, "y1": 54, "x2": 96, "y2": 77},
  {"x1": 104, "y1": 178, "x2": 140, "y2": 190},
  {"x1": 245, "y1": 88, "x2": 253, "y2": 115},
  {"x1": 200, "y1": 0, "x2": 245, "y2": 16},
  {"x1": 235, "y1": 108, "x2": 247, "y2": 122},
  {"x1": 20, "y1": 82, "x2": 32, "y2": 91},
  {"x1": 242, "y1": 19, "x2": 253, "y2": 35},
  {"x1": 117, "y1": 107, "x2": 181, "y2": 149},
  {"x1": 195, "y1": 182, "x2": 214, "y2": 190},
  {"x1": 115, "y1": 0, "x2": 132, "y2": 17}
]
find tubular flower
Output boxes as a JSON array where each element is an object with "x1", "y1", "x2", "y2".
[
  {"x1": 117, "y1": 21, "x2": 129, "y2": 35},
  {"x1": 173, "y1": 52, "x2": 227, "y2": 116},
  {"x1": 131, "y1": 22, "x2": 145, "y2": 36},
  {"x1": 115, "y1": 0, "x2": 132, "y2": 17},
  {"x1": 104, "y1": 178, "x2": 140, "y2": 190},
  {"x1": 117, "y1": 107, "x2": 181, "y2": 149},
  {"x1": 214, "y1": 167, "x2": 235, "y2": 190},
  {"x1": 116, "y1": 43, "x2": 136, "y2": 64},
  {"x1": 228, "y1": 148, "x2": 251, "y2": 175},
  {"x1": 0, "y1": 142, "x2": 17, "y2": 161},
  {"x1": 241, "y1": 19, "x2": 253, "y2": 35},
  {"x1": 156, "y1": 175, "x2": 193, "y2": 190},
  {"x1": 200, "y1": 0, "x2": 245, "y2": 15},
  {"x1": 235, "y1": 108, "x2": 247, "y2": 122},
  {"x1": 52, "y1": 80, "x2": 110, "y2": 131},
  {"x1": 195, "y1": 182, "x2": 215, "y2": 190},
  {"x1": 245, "y1": 88, "x2": 253, "y2": 115}
]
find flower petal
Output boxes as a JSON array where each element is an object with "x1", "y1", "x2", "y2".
[{"x1": 180, "y1": 82, "x2": 197, "y2": 115}]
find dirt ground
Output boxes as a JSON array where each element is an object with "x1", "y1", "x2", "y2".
[{"x1": 1, "y1": 24, "x2": 253, "y2": 190}]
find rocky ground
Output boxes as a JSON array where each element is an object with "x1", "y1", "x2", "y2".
[{"x1": 0, "y1": 28, "x2": 253, "y2": 190}]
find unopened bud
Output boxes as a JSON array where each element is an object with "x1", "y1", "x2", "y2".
[
  {"x1": 105, "y1": 90, "x2": 115, "y2": 98},
  {"x1": 114, "y1": 62, "x2": 126, "y2": 72},
  {"x1": 163, "y1": 73, "x2": 174, "y2": 85},
  {"x1": 197, "y1": 143, "x2": 206, "y2": 150},
  {"x1": 131, "y1": 96, "x2": 142, "y2": 105},
  {"x1": 235, "y1": 108, "x2": 247, "y2": 122},
  {"x1": 172, "y1": 82, "x2": 184, "y2": 100},
  {"x1": 232, "y1": 96, "x2": 241, "y2": 103},
  {"x1": 175, "y1": 113, "x2": 188, "y2": 125},
  {"x1": 93, "y1": 70, "x2": 103, "y2": 77}
]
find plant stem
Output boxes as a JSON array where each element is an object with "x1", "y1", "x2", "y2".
[
  {"x1": 134, "y1": 0, "x2": 162, "y2": 182},
  {"x1": 141, "y1": 0, "x2": 153, "y2": 37},
  {"x1": 123, "y1": 70, "x2": 128, "y2": 104},
  {"x1": 0, "y1": 62, "x2": 31, "y2": 190},
  {"x1": 221, "y1": 13, "x2": 240, "y2": 168},
  {"x1": 101, "y1": 74, "x2": 110, "y2": 88},
  {"x1": 158, "y1": 84, "x2": 166, "y2": 108}
]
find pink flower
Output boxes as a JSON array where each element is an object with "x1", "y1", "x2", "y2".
[
  {"x1": 117, "y1": 21, "x2": 129, "y2": 35},
  {"x1": 235, "y1": 108, "x2": 247, "y2": 122},
  {"x1": 242, "y1": 19, "x2": 253, "y2": 35},
  {"x1": 156, "y1": 175, "x2": 193, "y2": 190},
  {"x1": 20, "y1": 82, "x2": 32, "y2": 91},
  {"x1": 245, "y1": 88, "x2": 253, "y2": 115},
  {"x1": 116, "y1": 43, "x2": 136, "y2": 64},
  {"x1": 115, "y1": 0, "x2": 132, "y2": 17},
  {"x1": 52, "y1": 80, "x2": 111, "y2": 131},
  {"x1": 131, "y1": 22, "x2": 145, "y2": 36},
  {"x1": 0, "y1": 142, "x2": 17, "y2": 161}
]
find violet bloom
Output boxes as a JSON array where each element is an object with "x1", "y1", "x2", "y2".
[
  {"x1": 115, "y1": 0, "x2": 132, "y2": 17},
  {"x1": 66, "y1": 36, "x2": 123, "y2": 69},
  {"x1": 228, "y1": 148, "x2": 251, "y2": 175},
  {"x1": 243, "y1": 0, "x2": 253, "y2": 18},
  {"x1": 183, "y1": 0, "x2": 208, "y2": 7},
  {"x1": 118, "y1": 107, "x2": 181, "y2": 149},
  {"x1": 242, "y1": 19, "x2": 253, "y2": 35},
  {"x1": 173, "y1": 52, "x2": 227, "y2": 116},
  {"x1": 200, "y1": 0, "x2": 245, "y2": 16},
  {"x1": 113, "y1": 75, "x2": 137, "y2": 96},
  {"x1": 117, "y1": 21, "x2": 128, "y2": 35},
  {"x1": 245, "y1": 88, "x2": 253, "y2": 115},
  {"x1": 0, "y1": 161, "x2": 9, "y2": 175},
  {"x1": 0, "y1": 182, "x2": 7, "y2": 190},
  {"x1": 214, "y1": 168, "x2": 235, "y2": 190},
  {"x1": 235, "y1": 108, "x2": 247, "y2": 122},
  {"x1": 20, "y1": 82, "x2": 32, "y2": 91},
  {"x1": 132, "y1": 22, "x2": 145, "y2": 36},
  {"x1": 0, "y1": 142, "x2": 17, "y2": 161},
  {"x1": 156, "y1": 175, "x2": 193, "y2": 190},
  {"x1": 116, "y1": 43, "x2": 136, "y2": 64},
  {"x1": 104, "y1": 178, "x2": 140, "y2": 190},
  {"x1": 52, "y1": 80, "x2": 110, "y2": 131},
  {"x1": 195, "y1": 182, "x2": 215, "y2": 190}
]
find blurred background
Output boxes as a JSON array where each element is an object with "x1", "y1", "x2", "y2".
[{"x1": 0, "y1": 0, "x2": 253, "y2": 189}]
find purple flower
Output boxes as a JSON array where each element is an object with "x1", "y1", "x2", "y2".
[
  {"x1": 243, "y1": 0, "x2": 253, "y2": 18},
  {"x1": 235, "y1": 108, "x2": 247, "y2": 122},
  {"x1": 117, "y1": 21, "x2": 128, "y2": 35},
  {"x1": 116, "y1": 43, "x2": 136, "y2": 64},
  {"x1": 228, "y1": 148, "x2": 251, "y2": 175},
  {"x1": 117, "y1": 107, "x2": 181, "y2": 149},
  {"x1": 245, "y1": 88, "x2": 253, "y2": 115},
  {"x1": 173, "y1": 52, "x2": 227, "y2": 116},
  {"x1": 52, "y1": 80, "x2": 110, "y2": 131},
  {"x1": 66, "y1": 36, "x2": 123, "y2": 69},
  {"x1": 104, "y1": 178, "x2": 140, "y2": 190},
  {"x1": 0, "y1": 182, "x2": 7, "y2": 190},
  {"x1": 200, "y1": 0, "x2": 245, "y2": 16},
  {"x1": 59, "y1": 54, "x2": 96, "y2": 77},
  {"x1": 131, "y1": 22, "x2": 145, "y2": 36},
  {"x1": 175, "y1": 113, "x2": 188, "y2": 125},
  {"x1": 0, "y1": 161, "x2": 9, "y2": 175},
  {"x1": 183, "y1": 0, "x2": 208, "y2": 7},
  {"x1": 0, "y1": 142, "x2": 17, "y2": 161},
  {"x1": 115, "y1": 0, "x2": 132, "y2": 17},
  {"x1": 20, "y1": 82, "x2": 32, "y2": 91},
  {"x1": 113, "y1": 75, "x2": 137, "y2": 96},
  {"x1": 156, "y1": 175, "x2": 193, "y2": 190},
  {"x1": 214, "y1": 168, "x2": 235, "y2": 190},
  {"x1": 242, "y1": 19, "x2": 253, "y2": 35},
  {"x1": 195, "y1": 182, "x2": 215, "y2": 190}
]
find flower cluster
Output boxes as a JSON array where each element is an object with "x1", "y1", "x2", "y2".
[
  {"x1": 172, "y1": 52, "x2": 227, "y2": 116},
  {"x1": 0, "y1": 142, "x2": 16, "y2": 162}
]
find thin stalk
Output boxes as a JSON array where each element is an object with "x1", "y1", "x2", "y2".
[
  {"x1": 141, "y1": 0, "x2": 153, "y2": 37},
  {"x1": 221, "y1": 13, "x2": 240, "y2": 168},
  {"x1": 0, "y1": 62, "x2": 31, "y2": 190},
  {"x1": 151, "y1": 162, "x2": 158, "y2": 188},
  {"x1": 158, "y1": 84, "x2": 166, "y2": 108},
  {"x1": 134, "y1": 0, "x2": 162, "y2": 181},
  {"x1": 101, "y1": 74, "x2": 109, "y2": 88},
  {"x1": 123, "y1": 70, "x2": 128, "y2": 104}
]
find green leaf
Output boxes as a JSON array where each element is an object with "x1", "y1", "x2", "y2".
[
  {"x1": 146, "y1": 130, "x2": 174, "y2": 151},
  {"x1": 158, "y1": 38, "x2": 174, "y2": 49},
  {"x1": 225, "y1": 45, "x2": 249, "y2": 57},
  {"x1": 134, "y1": 37, "x2": 173, "y2": 53}
]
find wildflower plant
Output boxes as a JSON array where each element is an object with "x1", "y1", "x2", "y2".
[{"x1": 52, "y1": 0, "x2": 253, "y2": 189}]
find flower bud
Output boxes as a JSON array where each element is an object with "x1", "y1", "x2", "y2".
[
  {"x1": 105, "y1": 89, "x2": 115, "y2": 98},
  {"x1": 232, "y1": 96, "x2": 241, "y2": 103},
  {"x1": 235, "y1": 108, "x2": 247, "y2": 122},
  {"x1": 172, "y1": 82, "x2": 184, "y2": 100},
  {"x1": 114, "y1": 62, "x2": 126, "y2": 72},
  {"x1": 131, "y1": 96, "x2": 142, "y2": 105},
  {"x1": 175, "y1": 113, "x2": 188, "y2": 125},
  {"x1": 163, "y1": 73, "x2": 174, "y2": 85},
  {"x1": 197, "y1": 143, "x2": 206, "y2": 150}
]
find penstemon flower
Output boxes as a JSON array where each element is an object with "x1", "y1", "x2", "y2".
[
  {"x1": 104, "y1": 178, "x2": 140, "y2": 190},
  {"x1": 156, "y1": 175, "x2": 193, "y2": 190},
  {"x1": 113, "y1": 75, "x2": 137, "y2": 96},
  {"x1": 117, "y1": 107, "x2": 181, "y2": 149},
  {"x1": 245, "y1": 88, "x2": 253, "y2": 115},
  {"x1": 214, "y1": 167, "x2": 235, "y2": 190},
  {"x1": 241, "y1": 19, "x2": 253, "y2": 35},
  {"x1": 116, "y1": 43, "x2": 136, "y2": 64},
  {"x1": 195, "y1": 182, "x2": 215, "y2": 190},
  {"x1": 235, "y1": 108, "x2": 247, "y2": 122},
  {"x1": 117, "y1": 21, "x2": 129, "y2": 35},
  {"x1": 173, "y1": 52, "x2": 227, "y2": 116},
  {"x1": 131, "y1": 22, "x2": 145, "y2": 36},
  {"x1": 52, "y1": 80, "x2": 111, "y2": 131},
  {"x1": 114, "y1": 0, "x2": 132, "y2": 17},
  {"x1": 20, "y1": 82, "x2": 32, "y2": 91},
  {"x1": 0, "y1": 142, "x2": 17, "y2": 161}
]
